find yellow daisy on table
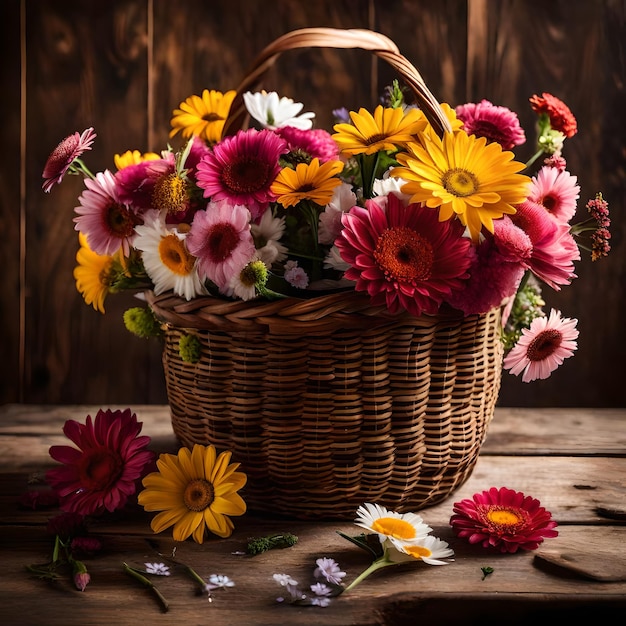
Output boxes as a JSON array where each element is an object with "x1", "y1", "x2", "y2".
[
  {"x1": 114, "y1": 149, "x2": 161, "y2": 170},
  {"x1": 170, "y1": 89, "x2": 237, "y2": 144},
  {"x1": 271, "y1": 158, "x2": 344, "y2": 208},
  {"x1": 391, "y1": 129, "x2": 531, "y2": 242},
  {"x1": 332, "y1": 105, "x2": 428, "y2": 156},
  {"x1": 73, "y1": 232, "x2": 115, "y2": 314},
  {"x1": 138, "y1": 444, "x2": 247, "y2": 543}
]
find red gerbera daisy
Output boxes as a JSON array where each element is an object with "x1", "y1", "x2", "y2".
[
  {"x1": 529, "y1": 93, "x2": 577, "y2": 138},
  {"x1": 42, "y1": 127, "x2": 97, "y2": 192},
  {"x1": 450, "y1": 486, "x2": 558, "y2": 553},
  {"x1": 46, "y1": 409, "x2": 155, "y2": 516},
  {"x1": 195, "y1": 128, "x2": 288, "y2": 222},
  {"x1": 335, "y1": 193, "x2": 472, "y2": 316}
]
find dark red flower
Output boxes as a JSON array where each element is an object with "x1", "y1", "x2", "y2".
[
  {"x1": 529, "y1": 93, "x2": 577, "y2": 138},
  {"x1": 46, "y1": 409, "x2": 154, "y2": 516},
  {"x1": 450, "y1": 486, "x2": 558, "y2": 553}
]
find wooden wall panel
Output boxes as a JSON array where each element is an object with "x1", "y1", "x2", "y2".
[{"x1": 3, "y1": 0, "x2": 625, "y2": 407}]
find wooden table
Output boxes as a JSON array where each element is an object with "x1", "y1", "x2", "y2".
[{"x1": 1, "y1": 405, "x2": 625, "y2": 625}]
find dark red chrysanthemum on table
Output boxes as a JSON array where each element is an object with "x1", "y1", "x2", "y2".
[
  {"x1": 46, "y1": 408, "x2": 155, "y2": 516},
  {"x1": 449, "y1": 486, "x2": 558, "y2": 553}
]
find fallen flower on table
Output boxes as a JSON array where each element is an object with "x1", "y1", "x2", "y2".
[
  {"x1": 450, "y1": 486, "x2": 558, "y2": 553},
  {"x1": 138, "y1": 443, "x2": 247, "y2": 543}
]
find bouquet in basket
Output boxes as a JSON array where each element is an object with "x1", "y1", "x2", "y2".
[{"x1": 43, "y1": 77, "x2": 609, "y2": 383}]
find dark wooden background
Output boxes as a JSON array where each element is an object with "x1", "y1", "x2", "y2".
[{"x1": 1, "y1": 0, "x2": 624, "y2": 407}]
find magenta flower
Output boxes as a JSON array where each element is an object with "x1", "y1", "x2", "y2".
[
  {"x1": 42, "y1": 127, "x2": 97, "y2": 192},
  {"x1": 275, "y1": 126, "x2": 340, "y2": 163},
  {"x1": 73, "y1": 170, "x2": 141, "y2": 256},
  {"x1": 450, "y1": 486, "x2": 558, "y2": 553},
  {"x1": 455, "y1": 100, "x2": 526, "y2": 150},
  {"x1": 195, "y1": 129, "x2": 288, "y2": 221},
  {"x1": 512, "y1": 200, "x2": 580, "y2": 290},
  {"x1": 46, "y1": 409, "x2": 155, "y2": 516},
  {"x1": 504, "y1": 308, "x2": 578, "y2": 382},
  {"x1": 187, "y1": 199, "x2": 256, "y2": 290},
  {"x1": 529, "y1": 166, "x2": 580, "y2": 224},
  {"x1": 335, "y1": 193, "x2": 472, "y2": 316}
]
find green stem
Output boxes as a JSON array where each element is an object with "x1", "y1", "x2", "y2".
[
  {"x1": 70, "y1": 157, "x2": 96, "y2": 179},
  {"x1": 524, "y1": 148, "x2": 544, "y2": 170},
  {"x1": 343, "y1": 557, "x2": 393, "y2": 593},
  {"x1": 123, "y1": 563, "x2": 169, "y2": 612}
]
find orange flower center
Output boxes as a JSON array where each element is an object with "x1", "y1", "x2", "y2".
[
  {"x1": 152, "y1": 173, "x2": 188, "y2": 215},
  {"x1": 442, "y1": 168, "x2": 479, "y2": 197},
  {"x1": 527, "y1": 329, "x2": 562, "y2": 361},
  {"x1": 482, "y1": 505, "x2": 526, "y2": 534},
  {"x1": 183, "y1": 478, "x2": 214, "y2": 512},
  {"x1": 371, "y1": 517, "x2": 417, "y2": 540},
  {"x1": 158, "y1": 235, "x2": 196, "y2": 276},
  {"x1": 374, "y1": 227, "x2": 433, "y2": 283}
]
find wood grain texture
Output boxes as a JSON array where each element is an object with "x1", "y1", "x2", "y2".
[{"x1": 2, "y1": 0, "x2": 625, "y2": 405}]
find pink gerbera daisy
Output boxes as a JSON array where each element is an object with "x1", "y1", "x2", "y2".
[
  {"x1": 503, "y1": 308, "x2": 578, "y2": 382},
  {"x1": 335, "y1": 193, "x2": 472, "y2": 316},
  {"x1": 73, "y1": 170, "x2": 142, "y2": 256},
  {"x1": 186, "y1": 199, "x2": 256, "y2": 290},
  {"x1": 42, "y1": 127, "x2": 97, "y2": 192},
  {"x1": 528, "y1": 166, "x2": 580, "y2": 223},
  {"x1": 46, "y1": 409, "x2": 155, "y2": 516},
  {"x1": 512, "y1": 200, "x2": 580, "y2": 290},
  {"x1": 455, "y1": 100, "x2": 526, "y2": 150},
  {"x1": 274, "y1": 126, "x2": 341, "y2": 163},
  {"x1": 450, "y1": 486, "x2": 558, "y2": 553},
  {"x1": 195, "y1": 129, "x2": 288, "y2": 222}
]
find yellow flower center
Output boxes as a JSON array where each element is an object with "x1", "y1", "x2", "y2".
[
  {"x1": 183, "y1": 478, "x2": 215, "y2": 512},
  {"x1": 442, "y1": 168, "x2": 479, "y2": 197},
  {"x1": 402, "y1": 544, "x2": 433, "y2": 559},
  {"x1": 374, "y1": 227, "x2": 433, "y2": 283},
  {"x1": 371, "y1": 516, "x2": 417, "y2": 540},
  {"x1": 486, "y1": 508, "x2": 523, "y2": 527},
  {"x1": 153, "y1": 173, "x2": 188, "y2": 215},
  {"x1": 527, "y1": 329, "x2": 562, "y2": 361},
  {"x1": 158, "y1": 234, "x2": 196, "y2": 276}
]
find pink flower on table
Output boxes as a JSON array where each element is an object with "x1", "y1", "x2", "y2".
[
  {"x1": 503, "y1": 308, "x2": 578, "y2": 382},
  {"x1": 46, "y1": 409, "x2": 154, "y2": 516},
  {"x1": 455, "y1": 99, "x2": 526, "y2": 150},
  {"x1": 335, "y1": 193, "x2": 472, "y2": 317},
  {"x1": 42, "y1": 127, "x2": 97, "y2": 192},
  {"x1": 450, "y1": 486, "x2": 558, "y2": 553}
]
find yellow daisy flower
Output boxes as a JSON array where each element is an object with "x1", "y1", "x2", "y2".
[
  {"x1": 391, "y1": 129, "x2": 531, "y2": 242},
  {"x1": 114, "y1": 149, "x2": 161, "y2": 170},
  {"x1": 73, "y1": 233, "x2": 114, "y2": 314},
  {"x1": 271, "y1": 158, "x2": 344, "y2": 208},
  {"x1": 170, "y1": 89, "x2": 237, "y2": 144},
  {"x1": 138, "y1": 444, "x2": 247, "y2": 543},
  {"x1": 331, "y1": 105, "x2": 428, "y2": 156}
]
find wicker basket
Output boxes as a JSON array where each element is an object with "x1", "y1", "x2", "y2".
[{"x1": 148, "y1": 28, "x2": 505, "y2": 520}]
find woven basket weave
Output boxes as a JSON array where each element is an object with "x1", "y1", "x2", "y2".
[{"x1": 148, "y1": 28, "x2": 504, "y2": 519}]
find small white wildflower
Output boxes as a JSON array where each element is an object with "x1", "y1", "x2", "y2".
[
  {"x1": 144, "y1": 562, "x2": 170, "y2": 576},
  {"x1": 314, "y1": 557, "x2": 346, "y2": 585},
  {"x1": 310, "y1": 582, "x2": 332, "y2": 596},
  {"x1": 273, "y1": 573, "x2": 298, "y2": 587},
  {"x1": 284, "y1": 265, "x2": 309, "y2": 289},
  {"x1": 205, "y1": 574, "x2": 235, "y2": 590}
]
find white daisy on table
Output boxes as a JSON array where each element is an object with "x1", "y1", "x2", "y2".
[
  {"x1": 244, "y1": 90, "x2": 315, "y2": 130},
  {"x1": 133, "y1": 210, "x2": 206, "y2": 300},
  {"x1": 386, "y1": 534, "x2": 455, "y2": 566}
]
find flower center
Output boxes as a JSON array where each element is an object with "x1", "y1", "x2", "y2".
[
  {"x1": 442, "y1": 168, "x2": 479, "y2": 197},
  {"x1": 527, "y1": 328, "x2": 562, "y2": 361},
  {"x1": 105, "y1": 201, "x2": 138, "y2": 237},
  {"x1": 371, "y1": 517, "x2": 417, "y2": 540},
  {"x1": 374, "y1": 227, "x2": 433, "y2": 283},
  {"x1": 541, "y1": 194, "x2": 557, "y2": 212},
  {"x1": 222, "y1": 158, "x2": 273, "y2": 194},
  {"x1": 403, "y1": 544, "x2": 433, "y2": 559},
  {"x1": 482, "y1": 505, "x2": 526, "y2": 534},
  {"x1": 365, "y1": 132, "x2": 387, "y2": 146},
  {"x1": 78, "y1": 447, "x2": 123, "y2": 491},
  {"x1": 203, "y1": 112, "x2": 225, "y2": 123},
  {"x1": 206, "y1": 222, "x2": 240, "y2": 262},
  {"x1": 183, "y1": 478, "x2": 214, "y2": 512},
  {"x1": 240, "y1": 261, "x2": 267, "y2": 288},
  {"x1": 158, "y1": 234, "x2": 196, "y2": 276},
  {"x1": 152, "y1": 173, "x2": 188, "y2": 215}
]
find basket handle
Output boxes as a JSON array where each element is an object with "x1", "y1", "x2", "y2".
[{"x1": 223, "y1": 27, "x2": 452, "y2": 136}]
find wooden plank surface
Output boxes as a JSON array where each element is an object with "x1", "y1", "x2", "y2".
[{"x1": 0, "y1": 405, "x2": 624, "y2": 624}]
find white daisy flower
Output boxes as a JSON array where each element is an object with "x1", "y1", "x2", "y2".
[
  {"x1": 243, "y1": 91, "x2": 315, "y2": 130},
  {"x1": 133, "y1": 210, "x2": 207, "y2": 300},
  {"x1": 354, "y1": 502, "x2": 432, "y2": 552},
  {"x1": 372, "y1": 174, "x2": 412, "y2": 202},
  {"x1": 318, "y1": 182, "x2": 357, "y2": 245},
  {"x1": 250, "y1": 207, "x2": 288, "y2": 266},
  {"x1": 323, "y1": 245, "x2": 351, "y2": 272},
  {"x1": 386, "y1": 534, "x2": 455, "y2": 566}
]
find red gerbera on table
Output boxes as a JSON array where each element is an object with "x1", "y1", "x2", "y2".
[
  {"x1": 450, "y1": 486, "x2": 558, "y2": 553},
  {"x1": 46, "y1": 408, "x2": 155, "y2": 516}
]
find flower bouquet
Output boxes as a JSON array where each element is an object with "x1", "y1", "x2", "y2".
[{"x1": 43, "y1": 28, "x2": 608, "y2": 519}]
